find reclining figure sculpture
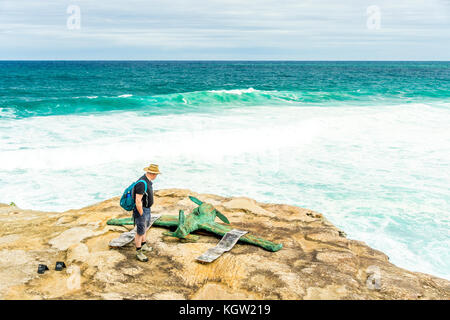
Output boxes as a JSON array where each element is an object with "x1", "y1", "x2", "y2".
[{"x1": 107, "y1": 196, "x2": 283, "y2": 252}]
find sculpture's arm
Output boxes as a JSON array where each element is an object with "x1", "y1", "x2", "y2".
[
  {"x1": 154, "y1": 215, "x2": 179, "y2": 228},
  {"x1": 107, "y1": 215, "x2": 179, "y2": 227},
  {"x1": 107, "y1": 217, "x2": 134, "y2": 225},
  {"x1": 199, "y1": 222, "x2": 283, "y2": 252}
]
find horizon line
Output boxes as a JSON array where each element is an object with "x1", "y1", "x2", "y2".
[{"x1": 1, "y1": 59, "x2": 449, "y2": 62}]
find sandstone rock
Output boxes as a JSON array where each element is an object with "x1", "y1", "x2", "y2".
[
  {"x1": 77, "y1": 249, "x2": 128, "y2": 284},
  {"x1": 304, "y1": 285, "x2": 349, "y2": 300},
  {"x1": 316, "y1": 250, "x2": 355, "y2": 263},
  {"x1": 153, "y1": 291, "x2": 186, "y2": 300},
  {"x1": 101, "y1": 292, "x2": 124, "y2": 300},
  {"x1": 222, "y1": 198, "x2": 275, "y2": 217},
  {"x1": 85, "y1": 250, "x2": 126, "y2": 271},
  {"x1": 0, "y1": 234, "x2": 20, "y2": 245},
  {"x1": 0, "y1": 188, "x2": 448, "y2": 300},
  {"x1": 67, "y1": 243, "x2": 90, "y2": 264},
  {"x1": 55, "y1": 215, "x2": 76, "y2": 225},
  {"x1": 121, "y1": 266, "x2": 143, "y2": 276},
  {"x1": 191, "y1": 283, "x2": 259, "y2": 300},
  {"x1": 0, "y1": 250, "x2": 36, "y2": 298},
  {"x1": 49, "y1": 227, "x2": 104, "y2": 251}
]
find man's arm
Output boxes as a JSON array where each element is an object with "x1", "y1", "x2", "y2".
[{"x1": 135, "y1": 193, "x2": 144, "y2": 215}]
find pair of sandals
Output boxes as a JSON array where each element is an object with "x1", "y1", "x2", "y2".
[{"x1": 38, "y1": 261, "x2": 66, "y2": 274}]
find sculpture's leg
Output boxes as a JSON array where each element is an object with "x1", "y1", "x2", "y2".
[
  {"x1": 163, "y1": 231, "x2": 176, "y2": 237},
  {"x1": 163, "y1": 231, "x2": 200, "y2": 242},
  {"x1": 180, "y1": 234, "x2": 200, "y2": 242},
  {"x1": 239, "y1": 234, "x2": 283, "y2": 252},
  {"x1": 200, "y1": 223, "x2": 283, "y2": 252}
]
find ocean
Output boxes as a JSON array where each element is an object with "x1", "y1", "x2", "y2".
[{"x1": 0, "y1": 61, "x2": 449, "y2": 279}]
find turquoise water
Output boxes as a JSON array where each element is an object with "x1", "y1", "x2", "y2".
[{"x1": 1, "y1": 61, "x2": 449, "y2": 279}]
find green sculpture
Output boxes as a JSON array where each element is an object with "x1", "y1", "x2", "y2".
[{"x1": 107, "y1": 196, "x2": 282, "y2": 252}]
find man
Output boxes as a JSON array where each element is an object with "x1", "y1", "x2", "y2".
[{"x1": 133, "y1": 163, "x2": 160, "y2": 262}]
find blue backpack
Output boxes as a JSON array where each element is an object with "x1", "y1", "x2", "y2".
[{"x1": 120, "y1": 180, "x2": 148, "y2": 211}]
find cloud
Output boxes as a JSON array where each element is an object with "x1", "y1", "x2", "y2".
[{"x1": 0, "y1": 0, "x2": 449, "y2": 59}]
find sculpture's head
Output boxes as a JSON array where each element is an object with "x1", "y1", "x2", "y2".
[
  {"x1": 189, "y1": 196, "x2": 230, "y2": 224},
  {"x1": 195, "y1": 203, "x2": 215, "y2": 219},
  {"x1": 163, "y1": 196, "x2": 231, "y2": 241}
]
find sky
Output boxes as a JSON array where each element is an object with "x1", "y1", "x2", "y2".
[{"x1": 0, "y1": 0, "x2": 449, "y2": 60}]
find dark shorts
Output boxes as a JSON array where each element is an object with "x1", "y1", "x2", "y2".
[{"x1": 133, "y1": 207, "x2": 151, "y2": 236}]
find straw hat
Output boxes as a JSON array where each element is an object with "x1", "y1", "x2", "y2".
[{"x1": 143, "y1": 164, "x2": 161, "y2": 175}]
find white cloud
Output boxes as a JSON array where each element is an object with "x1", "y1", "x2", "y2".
[{"x1": 0, "y1": 0, "x2": 448, "y2": 59}]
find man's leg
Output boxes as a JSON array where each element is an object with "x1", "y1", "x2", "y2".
[
  {"x1": 134, "y1": 209, "x2": 148, "y2": 262},
  {"x1": 134, "y1": 234, "x2": 143, "y2": 248},
  {"x1": 141, "y1": 208, "x2": 153, "y2": 252},
  {"x1": 133, "y1": 209, "x2": 142, "y2": 247}
]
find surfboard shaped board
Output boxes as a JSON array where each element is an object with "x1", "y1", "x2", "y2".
[
  {"x1": 109, "y1": 214, "x2": 161, "y2": 248},
  {"x1": 196, "y1": 229, "x2": 248, "y2": 263}
]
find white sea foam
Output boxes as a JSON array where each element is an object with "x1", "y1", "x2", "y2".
[
  {"x1": 73, "y1": 96, "x2": 98, "y2": 99},
  {"x1": 0, "y1": 108, "x2": 17, "y2": 119},
  {"x1": 208, "y1": 88, "x2": 258, "y2": 95},
  {"x1": 0, "y1": 102, "x2": 449, "y2": 279}
]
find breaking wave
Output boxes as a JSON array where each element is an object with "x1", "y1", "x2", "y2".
[{"x1": 0, "y1": 87, "x2": 423, "y2": 119}]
